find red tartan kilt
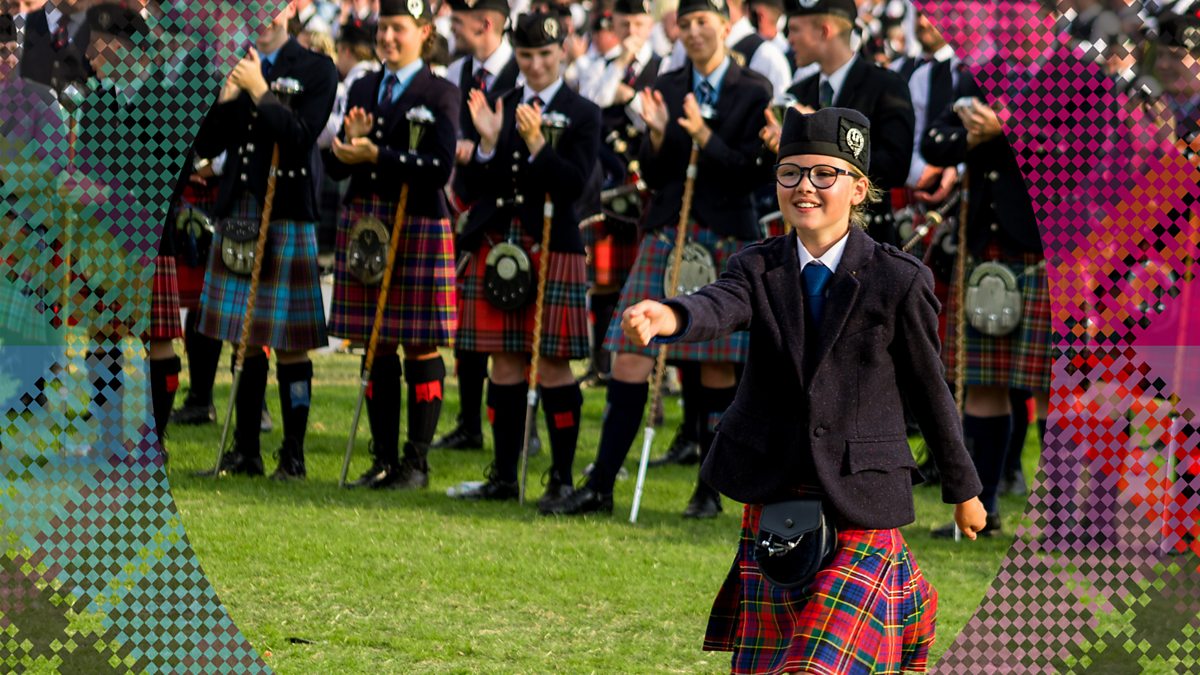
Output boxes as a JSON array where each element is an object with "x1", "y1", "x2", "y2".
[
  {"x1": 705, "y1": 502, "x2": 938, "y2": 674},
  {"x1": 175, "y1": 260, "x2": 207, "y2": 310},
  {"x1": 456, "y1": 235, "x2": 589, "y2": 360},
  {"x1": 943, "y1": 241, "x2": 1051, "y2": 392},
  {"x1": 149, "y1": 255, "x2": 183, "y2": 341},
  {"x1": 759, "y1": 211, "x2": 789, "y2": 239},
  {"x1": 327, "y1": 196, "x2": 458, "y2": 348},
  {"x1": 583, "y1": 217, "x2": 640, "y2": 289}
]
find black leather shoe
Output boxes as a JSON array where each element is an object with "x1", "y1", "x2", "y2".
[
  {"x1": 270, "y1": 440, "x2": 306, "y2": 481},
  {"x1": 931, "y1": 512, "x2": 1002, "y2": 539},
  {"x1": 172, "y1": 401, "x2": 217, "y2": 426},
  {"x1": 537, "y1": 481, "x2": 575, "y2": 512},
  {"x1": 432, "y1": 424, "x2": 484, "y2": 451},
  {"x1": 347, "y1": 445, "x2": 391, "y2": 488},
  {"x1": 371, "y1": 459, "x2": 429, "y2": 490},
  {"x1": 541, "y1": 486, "x2": 613, "y2": 515},
  {"x1": 193, "y1": 446, "x2": 264, "y2": 477},
  {"x1": 451, "y1": 478, "x2": 519, "y2": 501},
  {"x1": 648, "y1": 428, "x2": 702, "y2": 468},
  {"x1": 682, "y1": 484, "x2": 722, "y2": 519}
]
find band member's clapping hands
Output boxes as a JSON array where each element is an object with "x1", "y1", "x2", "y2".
[
  {"x1": 677, "y1": 92, "x2": 711, "y2": 147},
  {"x1": 514, "y1": 100, "x2": 545, "y2": 156},
  {"x1": 226, "y1": 47, "x2": 269, "y2": 101},
  {"x1": 467, "y1": 88, "x2": 504, "y2": 154},
  {"x1": 638, "y1": 87, "x2": 670, "y2": 149},
  {"x1": 331, "y1": 106, "x2": 379, "y2": 164}
]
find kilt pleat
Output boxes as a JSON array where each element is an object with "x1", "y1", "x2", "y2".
[
  {"x1": 704, "y1": 503, "x2": 938, "y2": 675},
  {"x1": 604, "y1": 223, "x2": 751, "y2": 363},
  {"x1": 149, "y1": 255, "x2": 182, "y2": 341},
  {"x1": 943, "y1": 243, "x2": 1051, "y2": 392},
  {"x1": 328, "y1": 195, "x2": 458, "y2": 347},
  {"x1": 456, "y1": 235, "x2": 589, "y2": 360},
  {"x1": 198, "y1": 196, "x2": 327, "y2": 351},
  {"x1": 582, "y1": 218, "x2": 641, "y2": 290}
]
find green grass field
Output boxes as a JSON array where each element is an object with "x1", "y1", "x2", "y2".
[{"x1": 165, "y1": 351, "x2": 1038, "y2": 674}]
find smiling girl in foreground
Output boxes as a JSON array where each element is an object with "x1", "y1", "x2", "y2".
[{"x1": 622, "y1": 107, "x2": 986, "y2": 674}]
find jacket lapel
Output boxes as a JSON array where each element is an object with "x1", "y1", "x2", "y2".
[
  {"x1": 808, "y1": 227, "x2": 871, "y2": 381},
  {"x1": 762, "y1": 233, "x2": 807, "y2": 389},
  {"x1": 382, "y1": 67, "x2": 430, "y2": 134},
  {"x1": 268, "y1": 39, "x2": 301, "y2": 83},
  {"x1": 836, "y1": 57, "x2": 869, "y2": 107}
]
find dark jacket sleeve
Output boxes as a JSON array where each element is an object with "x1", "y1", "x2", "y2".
[
  {"x1": 890, "y1": 263, "x2": 982, "y2": 504},
  {"x1": 868, "y1": 70, "x2": 915, "y2": 188},
  {"x1": 660, "y1": 252, "x2": 755, "y2": 342},
  {"x1": 919, "y1": 78, "x2": 975, "y2": 167}
]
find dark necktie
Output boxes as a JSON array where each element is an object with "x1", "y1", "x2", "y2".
[
  {"x1": 472, "y1": 66, "x2": 489, "y2": 93},
  {"x1": 695, "y1": 80, "x2": 715, "y2": 107},
  {"x1": 380, "y1": 73, "x2": 398, "y2": 109},
  {"x1": 819, "y1": 80, "x2": 834, "y2": 108},
  {"x1": 261, "y1": 58, "x2": 274, "y2": 80},
  {"x1": 624, "y1": 61, "x2": 638, "y2": 86},
  {"x1": 801, "y1": 262, "x2": 833, "y2": 327},
  {"x1": 529, "y1": 95, "x2": 544, "y2": 108},
  {"x1": 51, "y1": 22, "x2": 69, "y2": 51}
]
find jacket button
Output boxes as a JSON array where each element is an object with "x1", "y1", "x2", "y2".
[
  {"x1": 813, "y1": 426, "x2": 826, "y2": 437},
  {"x1": 511, "y1": 164, "x2": 520, "y2": 171},
  {"x1": 370, "y1": 172, "x2": 377, "y2": 180},
  {"x1": 512, "y1": 151, "x2": 521, "y2": 159},
  {"x1": 784, "y1": 518, "x2": 794, "y2": 528},
  {"x1": 990, "y1": 223, "x2": 999, "y2": 231},
  {"x1": 987, "y1": 170, "x2": 999, "y2": 181}
]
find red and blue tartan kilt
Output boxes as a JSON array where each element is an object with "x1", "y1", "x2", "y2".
[
  {"x1": 604, "y1": 223, "x2": 752, "y2": 363},
  {"x1": 581, "y1": 216, "x2": 641, "y2": 290},
  {"x1": 198, "y1": 197, "x2": 327, "y2": 351},
  {"x1": 456, "y1": 235, "x2": 589, "y2": 360},
  {"x1": 704, "y1": 503, "x2": 938, "y2": 674},
  {"x1": 148, "y1": 255, "x2": 183, "y2": 341},
  {"x1": 943, "y1": 243, "x2": 1051, "y2": 392},
  {"x1": 328, "y1": 195, "x2": 458, "y2": 347}
]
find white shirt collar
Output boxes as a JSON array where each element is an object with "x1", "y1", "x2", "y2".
[
  {"x1": 634, "y1": 42, "x2": 654, "y2": 66},
  {"x1": 45, "y1": 3, "x2": 84, "y2": 34},
  {"x1": 524, "y1": 78, "x2": 564, "y2": 108},
  {"x1": 796, "y1": 229, "x2": 850, "y2": 273},
  {"x1": 602, "y1": 44, "x2": 623, "y2": 61},
  {"x1": 726, "y1": 17, "x2": 754, "y2": 46},
  {"x1": 820, "y1": 52, "x2": 858, "y2": 102},
  {"x1": 475, "y1": 39, "x2": 513, "y2": 77}
]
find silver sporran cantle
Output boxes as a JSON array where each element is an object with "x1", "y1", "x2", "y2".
[
  {"x1": 484, "y1": 240, "x2": 534, "y2": 310},
  {"x1": 664, "y1": 240, "x2": 717, "y2": 297},
  {"x1": 964, "y1": 260, "x2": 1022, "y2": 336},
  {"x1": 347, "y1": 216, "x2": 391, "y2": 285}
]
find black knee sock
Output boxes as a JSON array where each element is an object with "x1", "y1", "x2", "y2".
[
  {"x1": 183, "y1": 310, "x2": 222, "y2": 406},
  {"x1": 233, "y1": 352, "x2": 269, "y2": 456},
  {"x1": 1005, "y1": 390, "x2": 1031, "y2": 478},
  {"x1": 366, "y1": 354, "x2": 402, "y2": 466},
  {"x1": 276, "y1": 360, "x2": 313, "y2": 449},
  {"x1": 487, "y1": 380, "x2": 528, "y2": 483},
  {"x1": 965, "y1": 413, "x2": 1012, "y2": 514},
  {"x1": 455, "y1": 350, "x2": 487, "y2": 435},
  {"x1": 405, "y1": 356, "x2": 446, "y2": 456},
  {"x1": 149, "y1": 356, "x2": 181, "y2": 439},
  {"x1": 591, "y1": 292, "x2": 619, "y2": 374},
  {"x1": 586, "y1": 379, "x2": 649, "y2": 494},
  {"x1": 697, "y1": 385, "x2": 736, "y2": 494},
  {"x1": 679, "y1": 363, "x2": 702, "y2": 443},
  {"x1": 541, "y1": 382, "x2": 584, "y2": 485}
]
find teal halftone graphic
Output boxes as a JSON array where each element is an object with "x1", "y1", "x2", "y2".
[{"x1": 1, "y1": 2, "x2": 284, "y2": 672}]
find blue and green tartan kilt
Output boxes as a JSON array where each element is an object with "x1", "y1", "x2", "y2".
[
  {"x1": 704, "y1": 502, "x2": 938, "y2": 674},
  {"x1": 604, "y1": 223, "x2": 751, "y2": 363},
  {"x1": 943, "y1": 243, "x2": 1051, "y2": 392},
  {"x1": 456, "y1": 233, "x2": 590, "y2": 360},
  {"x1": 198, "y1": 196, "x2": 327, "y2": 351},
  {"x1": 327, "y1": 195, "x2": 458, "y2": 347}
]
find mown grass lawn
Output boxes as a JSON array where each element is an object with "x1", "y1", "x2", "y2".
[{"x1": 165, "y1": 350, "x2": 1037, "y2": 673}]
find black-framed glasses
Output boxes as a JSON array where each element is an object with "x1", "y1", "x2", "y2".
[{"x1": 773, "y1": 163, "x2": 858, "y2": 189}]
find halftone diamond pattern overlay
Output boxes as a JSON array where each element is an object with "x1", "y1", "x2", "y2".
[
  {"x1": 1, "y1": 2, "x2": 283, "y2": 672},
  {"x1": 920, "y1": 1, "x2": 1200, "y2": 673}
]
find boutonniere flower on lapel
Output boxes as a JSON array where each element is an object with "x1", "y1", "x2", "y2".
[
  {"x1": 540, "y1": 111, "x2": 570, "y2": 150},
  {"x1": 271, "y1": 77, "x2": 303, "y2": 106},
  {"x1": 406, "y1": 105, "x2": 435, "y2": 150}
]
